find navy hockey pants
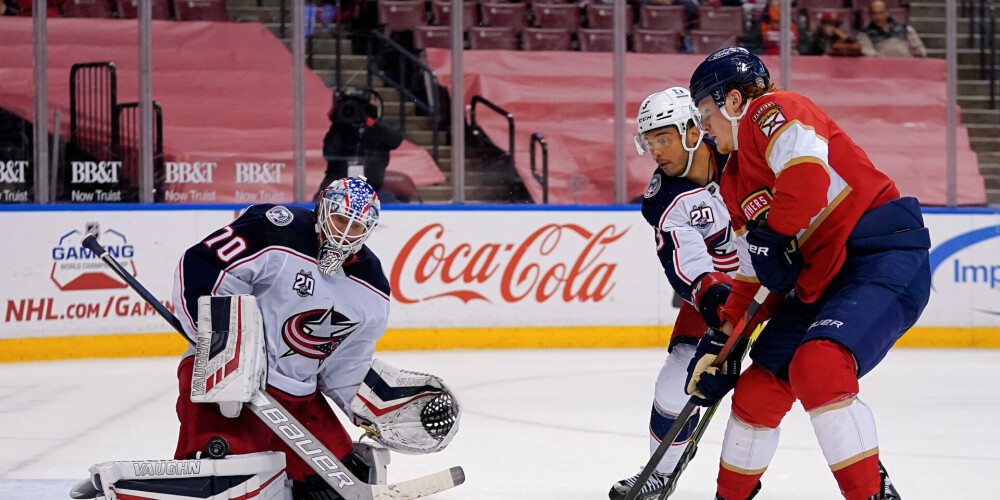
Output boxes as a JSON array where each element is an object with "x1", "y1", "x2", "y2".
[{"x1": 749, "y1": 197, "x2": 932, "y2": 379}]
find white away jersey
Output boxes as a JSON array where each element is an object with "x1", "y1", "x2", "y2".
[
  {"x1": 171, "y1": 204, "x2": 391, "y2": 419},
  {"x1": 640, "y1": 150, "x2": 736, "y2": 303}
]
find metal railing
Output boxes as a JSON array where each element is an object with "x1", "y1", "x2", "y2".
[
  {"x1": 69, "y1": 62, "x2": 118, "y2": 161},
  {"x1": 530, "y1": 132, "x2": 548, "y2": 204},
  {"x1": 962, "y1": 0, "x2": 998, "y2": 108},
  {"x1": 364, "y1": 29, "x2": 442, "y2": 163},
  {"x1": 116, "y1": 102, "x2": 164, "y2": 201},
  {"x1": 470, "y1": 95, "x2": 514, "y2": 159}
]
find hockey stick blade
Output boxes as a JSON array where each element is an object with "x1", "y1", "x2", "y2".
[
  {"x1": 82, "y1": 233, "x2": 465, "y2": 500},
  {"x1": 623, "y1": 287, "x2": 770, "y2": 500}
]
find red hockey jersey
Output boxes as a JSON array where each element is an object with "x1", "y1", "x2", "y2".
[{"x1": 719, "y1": 91, "x2": 899, "y2": 325}]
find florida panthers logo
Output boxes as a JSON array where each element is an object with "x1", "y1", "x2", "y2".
[{"x1": 281, "y1": 307, "x2": 360, "y2": 360}]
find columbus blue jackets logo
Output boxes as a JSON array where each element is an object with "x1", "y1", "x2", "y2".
[
  {"x1": 644, "y1": 174, "x2": 662, "y2": 199},
  {"x1": 281, "y1": 307, "x2": 360, "y2": 360}
]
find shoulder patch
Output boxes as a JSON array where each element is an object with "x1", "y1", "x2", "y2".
[
  {"x1": 740, "y1": 188, "x2": 773, "y2": 222},
  {"x1": 266, "y1": 206, "x2": 294, "y2": 226},
  {"x1": 755, "y1": 106, "x2": 786, "y2": 138},
  {"x1": 644, "y1": 173, "x2": 662, "y2": 199}
]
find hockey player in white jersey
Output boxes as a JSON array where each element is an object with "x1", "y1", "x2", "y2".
[
  {"x1": 609, "y1": 87, "x2": 738, "y2": 500},
  {"x1": 167, "y1": 177, "x2": 460, "y2": 500}
]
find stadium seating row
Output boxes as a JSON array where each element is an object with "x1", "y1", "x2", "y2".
[
  {"x1": 15, "y1": 0, "x2": 226, "y2": 20},
  {"x1": 415, "y1": 25, "x2": 742, "y2": 53}
]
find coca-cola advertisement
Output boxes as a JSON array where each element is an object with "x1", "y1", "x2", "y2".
[{"x1": 368, "y1": 210, "x2": 672, "y2": 329}]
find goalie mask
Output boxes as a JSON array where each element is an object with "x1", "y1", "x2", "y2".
[
  {"x1": 350, "y1": 359, "x2": 461, "y2": 455},
  {"x1": 314, "y1": 177, "x2": 380, "y2": 275}
]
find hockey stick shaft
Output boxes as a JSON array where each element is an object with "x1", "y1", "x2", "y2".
[
  {"x1": 623, "y1": 286, "x2": 770, "y2": 500},
  {"x1": 81, "y1": 234, "x2": 463, "y2": 500}
]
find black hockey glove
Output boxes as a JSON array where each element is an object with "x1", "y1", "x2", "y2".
[
  {"x1": 685, "y1": 328, "x2": 740, "y2": 407},
  {"x1": 691, "y1": 272, "x2": 733, "y2": 328},
  {"x1": 745, "y1": 218, "x2": 802, "y2": 294}
]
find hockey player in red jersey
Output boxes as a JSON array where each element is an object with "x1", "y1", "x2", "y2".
[
  {"x1": 683, "y1": 47, "x2": 929, "y2": 500},
  {"x1": 609, "y1": 87, "x2": 737, "y2": 500}
]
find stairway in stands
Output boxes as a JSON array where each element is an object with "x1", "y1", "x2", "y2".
[
  {"x1": 911, "y1": 0, "x2": 1000, "y2": 204},
  {"x1": 226, "y1": 0, "x2": 528, "y2": 203}
]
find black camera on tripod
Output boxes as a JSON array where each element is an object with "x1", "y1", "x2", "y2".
[{"x1": 333, "y1": 87, "x2": 382, "y2": 128}]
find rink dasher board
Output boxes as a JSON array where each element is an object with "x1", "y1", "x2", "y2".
[{"x1": 0, "y1": 205, "x2": 998, "y2": 361}]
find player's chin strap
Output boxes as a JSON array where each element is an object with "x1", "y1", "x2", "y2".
[
  {"x1": 679, "y1": 128, "x2": 706, "y2": 178},
  {"x1": 719, "y1": 97, "x2": 753, "y2": 151}
]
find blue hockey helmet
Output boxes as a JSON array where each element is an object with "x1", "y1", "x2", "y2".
[{"x1": 689, "y1": 47, "x2": 771, "y2": 109}]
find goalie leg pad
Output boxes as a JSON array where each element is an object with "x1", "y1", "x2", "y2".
[
  {"x1": 77, "y1": 452, "x2": 287, "y2": 500},
  {"x1": 191, "y1": 294, "x2": 268, "y2": 417},
  {"x1": 349, "y1": 359, "x2": 461, "y2": 455}
]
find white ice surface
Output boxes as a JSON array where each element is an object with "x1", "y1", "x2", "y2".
[{"x1": 1, "y1": 348, "x2": 998, "y2": 499}]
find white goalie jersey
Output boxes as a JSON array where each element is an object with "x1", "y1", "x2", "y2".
[{"x1": 171, "y1": 204, "x2": 391, "y2": 421}]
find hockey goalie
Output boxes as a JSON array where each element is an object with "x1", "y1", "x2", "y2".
[{"x1": 70, "y1": 178, "x2": 461, "y2": 500}]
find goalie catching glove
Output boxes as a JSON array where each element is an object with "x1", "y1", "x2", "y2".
[{"x1": 349, "y1": 359, "x2": 461, "y2": 455}]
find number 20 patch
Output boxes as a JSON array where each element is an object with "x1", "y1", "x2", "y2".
[{"x1": 689, "y1": 202, "x2": 714, "y2": 229}]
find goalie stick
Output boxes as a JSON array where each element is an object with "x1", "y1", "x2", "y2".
[
  {"x1": 624, "y1": 286, "x2": 771, "y2": 500},
  {"x1": 81, "y1": 233, "x2": 465, "y2": 500}
]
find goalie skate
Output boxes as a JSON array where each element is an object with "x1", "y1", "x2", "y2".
[{"x1": 609, "y1": 470, "x2": 674, "y2": 500}]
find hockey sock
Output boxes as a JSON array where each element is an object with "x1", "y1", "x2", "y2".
[
  {"x1": 717, "y1": 414, "x2": 778, "y2": 500},
  {"x1": 790, "y1": 340, "x2": 880, "y2": 500},
  {"x1": 717, "y1": 364, "x2": 795, "y2": 499},
  {"x1": 649, "y1": 403, "x2": 699, "y2": 474}
]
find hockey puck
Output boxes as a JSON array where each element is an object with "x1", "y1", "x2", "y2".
[{"x1": 204, "y1": 436, "x2": 229, "y2": 459}]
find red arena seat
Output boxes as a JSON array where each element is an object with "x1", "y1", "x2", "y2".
[
  {"x1": 117, "y1": 0, "x2": 170, "y2": 19},
  {"x1": 585, "y1": 3, "x2": 614, "y2": 29},
  {"x1": 173, "y1": 0, "x2": 226, "y2": 20},
  {"x1": 689, "y1": 29, "x2": 738, "y2": 53},
  {"x1": 639, "y1": 4, "x2": 686, "y2": 33},
  {"x1": 797, "y1": 0, "x2": 846, "y2": 9},
  {"x1": 430, "y1": 0, "x2": 477, "y2": 28},
  {"x1": 377, "y1": 0, "x2": 426, "y2": 35},
  {"x1": 414, "y1": 25, "x2": 454, "y2": 49},
  {"x1": 697, "y1": 6, "x2": 744, "y2": 36},
  {"x1": 522, "y1": 27, "x2": 572, "y2": 50},
  {"x1": 578, "y1": 28, "x2": 614, "y2": 51},
  {"x1": 532, "y1": 2, "x2": 581, "y2": 31},
  {"x1": 468, "y1": 26, "x2": 519, "y2": 49},
  {"x1": 632, "y1": 29, "x2": 681, "y2": 53},
  {"x1": 61, "y1": 0, "x2": 113, "y2": 18},
  {"x1": 479, "y1": 2, "x2": 528, "y2": 30}
]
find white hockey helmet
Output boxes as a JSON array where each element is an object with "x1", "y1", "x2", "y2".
[
  {"x1": 314, "y1": 177, "x2": 380, "y2": 275},
  {"x1": 634, "y1": 86, "x2": 705, "y2": 178}
]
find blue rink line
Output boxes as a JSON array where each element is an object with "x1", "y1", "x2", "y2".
[{"x1": 1, "y1": 203, "x2": 998, "y2": 214}]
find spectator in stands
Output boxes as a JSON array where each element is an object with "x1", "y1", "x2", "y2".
[
  {"x1": 857, "y1": 0, "x2": 926, "y2": 57},
  {"x1": 743, "y1": 0, "x2": 809, "y2": 55},
  {"x1": 1, "y1": 0, "x2": 20, "y2": 15},
  {"x1": 316, "y1": 87, "x2": 405, "y2": 203},
  {"x1": 808, "y1": 11, "x2": 861, "y2": 56}
]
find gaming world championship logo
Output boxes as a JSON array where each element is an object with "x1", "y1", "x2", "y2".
[{"x1": 50, "y1": 222, "x2": 136, "y2": 291}]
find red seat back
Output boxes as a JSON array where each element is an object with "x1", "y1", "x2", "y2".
[
  {"x1": 173, "y1": 0, "x2": 226, "y2": 21},
  {"x1": 805, "y1": 7, "x2": 854, "y2": 31},
  {"x1": 480, "y1": 2, "x2": 528, "y2": 29},
  {"x1": 533, "y1": 2, "x2": 580, "y2": 30},
  {"x1": 585, "y1": 3, "x2": 614, "y2": 29},
  {"x1": 117, "y1": 0, "x2": 170, "y2": 19},
  {"x1": 522, "y1": 27, "x2": 572, "y2": 50},
  {"x1": 639, "y1": 5, "x2": 686, "y2": 33},
  {"x1": 697, "y1": 6, "x2": 744, "y2": 36},
  {"x1": 430, "y1": 0, "x2": 477, "y2": 27},
  {"x1": 578, "y1": 28, "x2": 614, "y2": 51},
  {"x1": 415, "y1": 25, "x2": 454, "y2": 49},
  {"x1": 632, "y1": 29, "x2": 681, "y2": 53},
  {"x1": 689, "y1": 29, "x2": 738, "y2": 53},
  {"x1": 468, "y1": 26, "x2": 519, "y2": 49},
  {"x1": 61, "y1": 0, "x2": 113, "y2": 18}
]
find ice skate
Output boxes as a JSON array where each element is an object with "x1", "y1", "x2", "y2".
[
  {"x1": 878, "y1": 460, "x2": 901, "y2": 499},
  {"x1": 609, "y1": 469, "x2": 673, "y2": 500}
]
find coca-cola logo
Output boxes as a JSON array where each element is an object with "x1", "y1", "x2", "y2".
[{"x1": 390, "y1": 223, "x2": 629, "y2": 304}]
